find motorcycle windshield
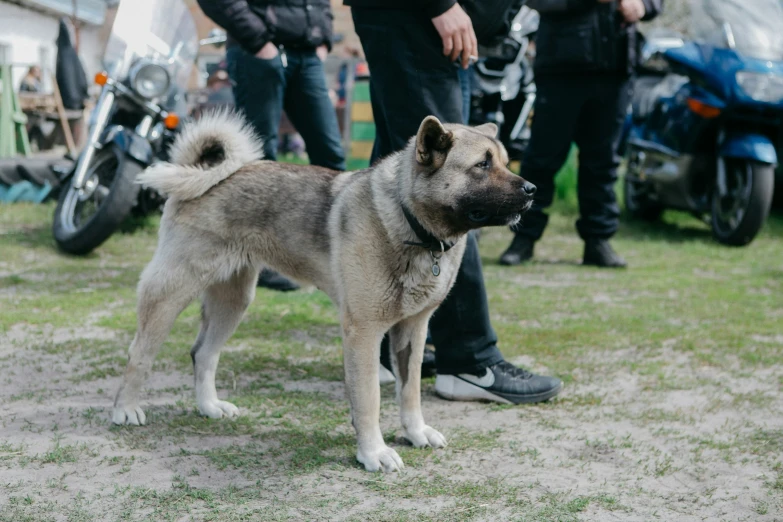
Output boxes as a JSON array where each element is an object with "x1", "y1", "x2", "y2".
[
  {"x1": 103, "y1": 0, "x2": 198, "y2": 92},
  {"x1": 692, "y1": 0, "x2": 783, "y2": 61}
]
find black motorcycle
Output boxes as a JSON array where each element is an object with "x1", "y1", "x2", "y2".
[
  {"x1": 470, "y1": 6, "x2": 539, "y2": 161},
  {"x1": 53, "y1": 0, "x2": 224, "y2": 255}
]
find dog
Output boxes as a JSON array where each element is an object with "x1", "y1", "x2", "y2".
[{"x1": 111, "y1": 111, "x2": 536, "y2": 472}]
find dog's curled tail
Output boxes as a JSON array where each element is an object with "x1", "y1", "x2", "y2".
[{"x1": 136, "y1": 110, "x2": 263, "y2": 201}]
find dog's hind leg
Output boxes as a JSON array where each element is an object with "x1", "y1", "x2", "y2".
[
  {"x1": 389, "y1": 309, "x2": 447, "y2": 449},
  {"x1": 113, "y1": 268, "x2": 202, "y2": 426},
  {"x1": 192, "y1": 265, "x2": 257, "y2": 419}
]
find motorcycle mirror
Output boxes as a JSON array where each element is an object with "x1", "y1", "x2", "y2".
[
  {"x1": 639, "y1": 33, "x2": 684, "y2": 73},
  {"x1": 641, "y1": 52, "x2": 671, "y2": 73},
  {"x1": 200, "y1": 28, "x2": 227, "y2": 48}
]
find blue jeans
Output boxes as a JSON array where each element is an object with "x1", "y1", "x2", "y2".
[
  {"x1": 458, "y1": 65, "x2": 473, "y2": 125},
  {"x1": 226, "y1": 46, "x2": 345, "y2": 170}
]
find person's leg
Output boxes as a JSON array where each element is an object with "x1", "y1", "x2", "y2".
[
  {"x1": 353, "y1": 9, "x2": 463, "y2": 159},
  {"x1": 429, "y1": 232, "x2": 502, "y2": 374},
  {"x1": 353, "y1": 9, "x2": 498, "y2": 370},
  {"x1": 226, "y1": 46, "x2": 285, "y2": 161},
  {"x1": 283, "y1": 50, "x2": 346, "y2": 171},
  {"x1": 499, "y1": 76, "x2": 585, "y2": 266},
  {"x1": 519, "y1": 77, "x2": 585, "y2": 239},
  {"x1": 227, "y1": 46, "x2": 299, "y2": 290},
  {"x1": 574, "y1": 76, "x2": 631, "y2": 241},
  {"x1": 355, "y1": 8, "x2": 468, "y2": 379},
  {"x1": 354, "y1": 8, "x2": 561, "y2": 403},
  {"x1": 367, "y1": 79, "x2": 393, "y2": 166}
]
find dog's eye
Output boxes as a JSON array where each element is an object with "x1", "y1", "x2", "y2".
[{"x1": 475, "y1": 160, "x2": 490, "y2": 169}]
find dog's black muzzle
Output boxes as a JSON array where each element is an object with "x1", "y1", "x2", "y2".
[{"x1": 465, "y1": 180, "x2": 537, "y2": 226}]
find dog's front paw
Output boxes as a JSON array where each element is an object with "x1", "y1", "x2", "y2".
[
  {"x1": 198, "y1": 399, "x2": 239, "y2": 419},
  {"x1": 112, "y1": 405, "x2": 146, "y2": 426},
  {"x1": 357, "y1": 444, "x2": 404, "y2": 473},
  {"x1": 404, "y1": 425, "x2": 447, "y2": 449}
]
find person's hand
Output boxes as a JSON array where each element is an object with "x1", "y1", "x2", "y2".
[
  {"x1": 316, "y1": 44, "x2": 328, "y2": 62},
  {"x1": 256, "y1": 42, "x2": 279, "y2": 60},
  {"x1": 618, "y1": 0, "x2": 645, "y2": 23},
  {"x1": 431, "y1": 3, "x2": 478, "y2": 69}
]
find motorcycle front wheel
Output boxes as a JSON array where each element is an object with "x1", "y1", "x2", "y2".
[
  {"x1": 53, "y1": 145, "x2": 142, "y2": 255},
  {"x1": 711, "y1": 159, "x2": 774, "y2": 246}
]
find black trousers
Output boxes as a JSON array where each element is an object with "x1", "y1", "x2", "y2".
[
  {"x1": 516, "y1": 74, "x2": 631, "y2": 241},
  {"x1": 353, "y1": 8, "x2": 503, "y2": 375}
]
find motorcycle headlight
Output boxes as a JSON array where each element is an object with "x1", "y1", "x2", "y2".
[
  {"x1": 129, "y1": 61, "x2": 170, "y2": 99},
  {"x1": 736, "y1": 71, "x2": 783, "y2": 104}
]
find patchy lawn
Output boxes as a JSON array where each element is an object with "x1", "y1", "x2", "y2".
[{"x1": 1, "y1": 202, "x2": 782, "y2": 521}]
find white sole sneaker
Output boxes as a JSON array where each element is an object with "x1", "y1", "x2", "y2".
[
  {"x1": 434, "y1": 374, "x2": 513, "y2": 405},
  {"x1": 378, "y1": 363, "x2": 396, "y2": 385}
]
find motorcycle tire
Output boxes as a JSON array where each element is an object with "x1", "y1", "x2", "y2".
[
  {"x1": 710, "y1": 160, "x2": 774, "y2": 247},
  {"x1": 53, "y1": 145, "x2": 143, "y2": 256},
  {"x1": 623, "y1": 175, "x2": 663, "y2": 221}
]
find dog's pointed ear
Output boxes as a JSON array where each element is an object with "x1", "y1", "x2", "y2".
[
  {"x1": 416, "y1": 116, "x2": 454, "y2": 168},
  {"x1": 473, "y1": 122, "x2": 498, "y2": 138}
]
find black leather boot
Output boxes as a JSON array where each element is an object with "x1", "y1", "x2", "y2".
[
  {"x1": 499, "y1": 235, "x2": 535, "y2": 266},
  {"x1": 583, "y1": 239, "x2": 627, "y2": 268}
]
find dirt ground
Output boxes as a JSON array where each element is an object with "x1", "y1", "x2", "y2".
[{"x1": 1, "y1": 205, "x2": 782, "y2": 521}]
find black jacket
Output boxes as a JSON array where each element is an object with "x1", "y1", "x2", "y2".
[
  {"x1": 197, "y1": 0, "x2": 334, "y2": 54},
  {"x1": 344, "y1": 0, "x2": 526, "y2": 46},
  {"x1": 343, "y1": 0, "x2": 456, "y2": 19},
  {"x1": 528, "y1": 0, "x2": 663, "y2": 76}
]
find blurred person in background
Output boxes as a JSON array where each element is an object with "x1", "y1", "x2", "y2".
[
  {"x1": 198, "y1": 0, "x2": 346, "y2": 291},
  {"x1": 19, "y1": 66, "x2": 42, "y2": 93},
  {"x1": 499, "y1": 0, "x2": 663, "y2": 268}
]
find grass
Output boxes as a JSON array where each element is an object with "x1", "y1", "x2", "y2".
[{"x1": 1, "y1": 196, "x2": 783, "y2": 520}]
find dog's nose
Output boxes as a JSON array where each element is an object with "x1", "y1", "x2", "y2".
[{"x1": 522, "y1": 182, "x2": 537, "y2": 196}]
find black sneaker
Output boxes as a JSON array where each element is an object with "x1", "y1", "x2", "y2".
[
  {"x1": 257, "y1": 268, "x2": 300, "y2": 291},
  {"x1": 583, "y1": 239, "x2": 627, "y2": 268},
  {"x1": 434, "y1": 361, "x2": 562, "y2": 404},
  {"x1": 499, "y1": 235, "x2": 535, "y2": 266}
]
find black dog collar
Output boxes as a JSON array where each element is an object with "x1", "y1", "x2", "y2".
[
  {"x1": 401, "y1": 204, "x2": 454, "y2": 276},
  {"x1": 401, "y1": 205, "x2": 454, "y2": 253}
]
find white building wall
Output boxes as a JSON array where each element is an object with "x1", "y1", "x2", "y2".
[{"x1": 0, "y1": 1, "x2": 103, "y2": 94}]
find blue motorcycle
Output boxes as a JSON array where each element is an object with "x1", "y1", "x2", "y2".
[{"x1": 620, "y1": 0, "x2": 780, "y2": 246}]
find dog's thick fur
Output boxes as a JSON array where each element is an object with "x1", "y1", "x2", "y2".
[{"x1": 113, "y1": 111, "x2": 534, "y2": 472}]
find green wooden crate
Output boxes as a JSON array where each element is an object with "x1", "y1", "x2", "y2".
[
  {"x1": 352, "y1": 81, "x2": 372, "y2": 102},
  {"x1": 346, "y1": 158, "x2": 370, "y2": 171},
  {"x1": 350, "y1": 121, "x2": 376, "y2": 142}
]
